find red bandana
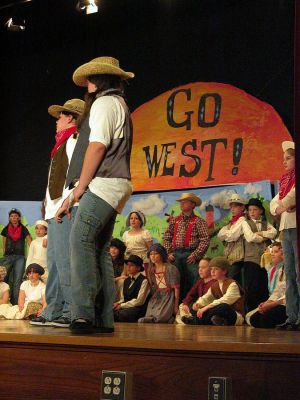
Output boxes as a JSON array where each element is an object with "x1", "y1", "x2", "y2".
[
  {"x1": 8, "y1": 223, "x2": 22, "y2": 241},
  {"x1": 279, "y1": 169, "x2": 295, "y2": 200},
  {"x1": 50, "y1": 126, "x2": 77, "y2": 158},
  {"x1": 229, "y1": 212, "x2": 244, "y2": 225}
]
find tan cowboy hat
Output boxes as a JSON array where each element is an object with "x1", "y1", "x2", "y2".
[
  {"x1": 72, "y1": 56, "x2": 135, "y2": 87},
  {"x1": 48, "y1": 98, "x2": 85, "y2": 119},
  {"x1": 35, "y1": 220, "x2": 48, "y2": 229},
  {"x1": 282, "y1": 141, "x2": 295, "y2": 152},
  {"x1": 176, "y1": 192, "x2": 202, "y2": 207},
  {"x1": 228, "y1": 193, "x2": 247, "y2": 205}
]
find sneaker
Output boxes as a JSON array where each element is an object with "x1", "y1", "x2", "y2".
[
  {"x1": 276, "y1": 321, "x2": 299, "y2": 331},
  {"x1": 181, "y1": 316, "x2": 197, "y2": 325},
  {"x1": 70, "y1": 319, "x2": 94, "y2": 334},
  {"x1": 52, "y1": 316, "x2": 71, "y2": 328},
  {"x1": 29, "y1": 316, "x2": 53, "y2": 326}
]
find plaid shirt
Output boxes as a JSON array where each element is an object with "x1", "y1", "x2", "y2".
[{"x1": 163, "y1": 212, "x2": 210, "y2": 261}]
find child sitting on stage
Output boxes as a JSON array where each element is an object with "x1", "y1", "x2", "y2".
[
  {"x1": 0, "y1": 266, "x2": 10, "y2": 305},
  {"x1": 113, "y1": 255, "x2": 150, "y2": 322},
  {"x1": 26, "y1": 220, "x2": 48, "y2": 282},
  {"x1": 182, "y1": 256, "x2": 244, "y2": 326},
  {"x1": 267, "y1": 242, "x2": 284, "y2": 295},
  {"x1": 139, "y1": 243, "x2": 180, "y2": 324},
  {"x1": 246, "y1": 265, "x2": 286, "y2": 329},
  {"x1": 176, "y1": 257, "x2": 215, "y2": 324},
  {"x1": 0, "y1": 263, "x2": 46, "y2": 320},
  {"x1": 122, "y1": 211, "x2": 153, "y2": 264}
]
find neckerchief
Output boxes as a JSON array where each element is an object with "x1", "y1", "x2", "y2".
[
  {"x1": 279, "y1": 169, "x2": 295, "y2": 200},
  {"x1": 229, "y1": 212, "x2": 244, "y2": 225},
  {"x1": 7, "y1": 223, "x2": 22, "y2": 241},
  {"x1": 50, "y1": 126, "x2": 77, "y2": 158}
]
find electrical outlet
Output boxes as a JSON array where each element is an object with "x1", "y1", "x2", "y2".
[
  {"x1": 101, "y1": 370, "x2": 132, "y2": 400},
  {"x1": 208, "y1": 377, "x2": 231, "y2": 400}
]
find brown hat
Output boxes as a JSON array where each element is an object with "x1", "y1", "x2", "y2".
[
  {"x1": 48, "y1": 98, "x2": 85, "y2": 119},
  {"x1": 209, "y1": 256, "x2": 231, "y2": 271},
  {"x1": 176, "y1": 192, "x2": 202, "y2": 207},
  {"x1": 72, "y1": 56, "x2": 135, "y2": 87}
]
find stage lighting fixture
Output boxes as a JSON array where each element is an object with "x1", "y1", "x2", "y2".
[
  {"x1": 76, "y1": 0, "x2": 99, "y2": 15},
  {"x1": 5, "y1": 17, "x2": 25, "y2": 31}
]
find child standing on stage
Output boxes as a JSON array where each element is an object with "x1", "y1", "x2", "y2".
[
  {"x1": 122, "y1": 211, "x2": 153, "y2": 264},
  {"x1": 26, "y1": 220, "x2": 49, "y2": 282},
  {"x1": 270, "y1": 140, "x2": 299, "y2": 331},
  {"x1": 182, "y1": 256, "x2": 244, "y2": 326},
  {"x1": 241, "y1": 198, "x2": 277, "y2": 312}
]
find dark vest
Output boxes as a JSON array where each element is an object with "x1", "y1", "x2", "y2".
[
  {"x1": 48, "y1": 142, "x2": 69, "y2": 200},
  {"x1": 123, "y1": 274, "x2": 146, "y2": 303},
  {"x1": 65, "y1": 90, "x2": 132, "y2": 188},
  {"x1": 244, "y1": 219, "x2": 268, "y2": 264},
  {"x1": 210, "y1": 278, "x2": 245, "y2": 316}
]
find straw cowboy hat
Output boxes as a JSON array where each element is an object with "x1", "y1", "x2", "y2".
[
  {"x1": 72, "y1": 56, "x2": 135, "y2": 87},
  {"x1": 48, "y1": 99, "x2": 85, "y2": 119},
  {"x1": 176, "y1": 193, "x2": 202, "y2": 207},
  {"x1": 282, "y1": 141, "x2": 295, "y2": 152}
]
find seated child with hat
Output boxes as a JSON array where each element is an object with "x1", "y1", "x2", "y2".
[
  {"x1": 182, "y1": 256, "x2": 244, "y2": 326},
  {"x1": 176, "y1": 257, "x2": 215, "y2": 324},
  {"x1": 113, "y1": 255, "x2": 150, "y2": 322}
]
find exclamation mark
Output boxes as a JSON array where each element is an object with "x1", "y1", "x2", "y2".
[{"x1": 232, "y1": 138, "x2": 243, "y2": 175}]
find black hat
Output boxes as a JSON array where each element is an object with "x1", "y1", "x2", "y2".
[
  {"x1": 245, "y1": 198, "x2": 265, "y2": 213},
  {"x1": 9, "y1": 208, "x2": 21, "y2": 217},
  {"x1": 25, "y1": 263, "x2": 45, "y2": 276},
  {"x1": 124, "y1": 255, "x2": 144, "y2": 271},
  {"x1": 110, "y1": 238, "x2": 126, "y2": 255}
]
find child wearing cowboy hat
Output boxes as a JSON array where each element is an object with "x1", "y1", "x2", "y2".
[
  {"x1": 270, "y1": 141, "x2": 299, "y2": 331},
  {"x1": 113, "y1": 255, "x2": 150, "y2": 322},
  {"x1": 59, "y1": 56, "x2": 135, "y2": 334},
  {"x1": 26, "y1": 220, "x2": 49, "y2": 282},
  {"x1": 163, "y1": 192, "x2": 210, "y2": 301},
  {"x1": 240, "y1": 198, "x2": 277, "y2": 312},
  {"x1": 30, "y1": 98, "x2": 85, "y2": 329}
]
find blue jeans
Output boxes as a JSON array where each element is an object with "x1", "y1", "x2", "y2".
[
  {"x1": 70, "y1": 190, "x2": 117, "y2": 327},
  {"x1": 282, "y1": 228, "x2": 300, "y2": 324},
  {"x1": 173, "y1": 249, "x2": 199, "y2": 302},
  {"x1": 3, "y1": 254, "x2": 25, "y2": 305},
  {"x1": 42, "y1": 208, "x2": 77, "y2": 321}
]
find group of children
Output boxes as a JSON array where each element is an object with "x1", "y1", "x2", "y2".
[{"x1": 0, "y1": 140, "x2": 297, "y2": 331}]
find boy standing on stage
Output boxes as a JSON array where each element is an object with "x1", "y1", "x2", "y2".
[{"x1": 163, "y1": 192, "x2": 210, "y2": 301}]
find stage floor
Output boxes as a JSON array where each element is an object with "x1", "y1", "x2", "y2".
[{"x1": 0, "y1": 320, "x2": 299, "y2": 354}]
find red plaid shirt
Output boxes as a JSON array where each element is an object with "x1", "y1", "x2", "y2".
[{"x1": 163, "y1": 212, "x2": 210, "y2": 261}]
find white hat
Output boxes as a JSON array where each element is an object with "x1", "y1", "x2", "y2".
[
  {"x1": 282, "y1": 141, "x2": 295, "y2": 152},
  {"x1": 228, "y1": 193, "x2": 247, "y2": 205},
  {"x1": 35, "y1": 220, "x2": 48, "y2": 229}
]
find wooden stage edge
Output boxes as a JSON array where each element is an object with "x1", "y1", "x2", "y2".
[{"x1": 1, "y1": 320, "x2": 300, "y2": 355}]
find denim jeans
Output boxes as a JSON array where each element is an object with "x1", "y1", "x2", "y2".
[
  {"x1": 173, "y1": 249, "x2": 199, "y2": 302},
  {"x1": 282, "y1": 228, "x2": 300, "y2": 324},
  {"x1": 70, "y1": 190, "x2": 117, "y2": 327},
  {"x1": 3, "y1": 254, "x2": 26, "y2": 305},
  {"x1": 42, "y1": 208, "x2": 77, "y2": 321}
]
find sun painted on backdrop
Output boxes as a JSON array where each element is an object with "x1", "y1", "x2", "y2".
[{"x1": 131, "y1": 82, "x2": 292, "y2": 191}]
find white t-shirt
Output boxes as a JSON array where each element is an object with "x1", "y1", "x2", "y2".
[
  {"x1": 45, "y1": 135, "x2": 78, "y2": 220},
  {"x1": 20, "y1": 280, "x2": 46, "y2": 303},
  {"x1": 88, "y1": 96, "x2": 133, "y2": 213}
]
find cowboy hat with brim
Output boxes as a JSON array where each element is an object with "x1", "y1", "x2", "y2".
[
  {"x1": 72, "y1": 56, "x2": 135, "y2": 87},
  {"x1": 245, "y1": 198, "x2": 265, "y2": 212},
  {"x1": 228, "y1": 193, "x2": 247, "y2": 205},
  {"x1": 124, "y1": 255, "x2": 144, "y2": 271},
  {"x1": 176, "y1": 192, "x2": 202, "y2": 207},
  {"x1": 282, "y1": 141, "x2": 295, "y2": 152},
  {"x1": 48, "y1": 99, "x2": 85, "y2": 119}
]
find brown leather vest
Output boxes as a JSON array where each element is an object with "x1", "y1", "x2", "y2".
[{"x1": 210, "y1": 278, "x2": 245, "y2": 316}]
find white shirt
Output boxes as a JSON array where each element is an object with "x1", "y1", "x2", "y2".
[
  {"x1": 269, "y1": 267, "x2": 286, "y2": 304},
  {"x1": 88, "y1": 96, "x2": 133, "y2": 213},
  {"x1": 218, "y1": 216, "x2": 246, "y2": 242},
  {"x1": 26, "y1": 236, "x2": 47, "y2": 269},
  {"x1": 0, "y1": 282, "x2": 9, "y2": 300},
  {"x1": 270, "y1": 191, "x2": 296, "y2": 230},
  {"x1": 118, "y1": 273, "x2": 150, "y2": 309},
  {"x1": 241, "y1": 219, "x2": 277, "y2": 243},
  {"x1": 45, "y1": 135, "x2": 78, "y2": 220},
  {"x1": 196, "y1": 280, "x2": 244, "y2": 325},
  {"x1": 20, "y1": 280, "x2": 46, "y2": 303}
]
